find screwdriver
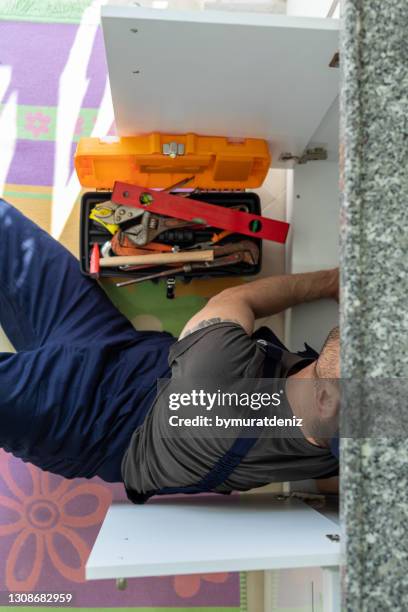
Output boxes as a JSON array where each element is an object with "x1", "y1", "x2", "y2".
[{"x1": 115, "y1": 253, "x2": 243, "y2": 288}]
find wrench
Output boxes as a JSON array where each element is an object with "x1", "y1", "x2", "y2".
[{"x1": 124, "y1": 211, "x2": 201, "y2": 247}]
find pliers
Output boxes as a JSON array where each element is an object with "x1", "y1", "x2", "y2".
[
  {"x1": 90, "y1": 176, "x2": 196, "y2": 235},
  {"x1": 91, "y1": 201, "x2": 145, "y2": 230}
]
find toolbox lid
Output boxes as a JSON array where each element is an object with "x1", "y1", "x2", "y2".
[{"x1": 75, "y1": 133, "x2": 271, "y2": 190}]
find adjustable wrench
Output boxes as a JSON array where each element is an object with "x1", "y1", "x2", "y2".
[{"x1": 124, "y1": 211, "x2": 200, "y2": 247}]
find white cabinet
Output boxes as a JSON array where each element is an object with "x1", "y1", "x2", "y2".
[{"x1": 89, "y1": 7, "x2": 341, "y2": 609}]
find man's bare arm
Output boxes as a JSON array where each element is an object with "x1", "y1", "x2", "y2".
[{"x1": 180, "y1": 269, "x2": 339, "y2": 339}]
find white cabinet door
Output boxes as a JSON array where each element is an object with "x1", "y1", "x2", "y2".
[{"x1": 101, "y1": 6, "x2": 339, "y2": 167}]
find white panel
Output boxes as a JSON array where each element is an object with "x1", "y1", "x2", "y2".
[
  {"x1": 286, "y1": 161, "x2": 339, "y2": 351},
  {"x1": 287, "y1": 0, "x2": 336, "y2": 18},
  {"x1": 86, "y1": 495, "x2": 340, "y2": 580},
  {"x1": 205, "y1": 0, "x2": 287, "y2": 13},
  {"x1": 332, "y1": 5, "x2": 340, "y2": 18},
  {"x1": 101, "y1": 6, "x2": 340, "y2": 167},
  {"x1": 322, "y1": 567, "x2": 341, "y2": 612}
]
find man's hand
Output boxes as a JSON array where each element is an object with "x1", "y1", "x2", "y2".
[
  {"x1": 316, "y1": 476, "x2": 339, "y2": 494},
  {"x1": 180, "y1": 268, "x2": 340, "y2": 339}
]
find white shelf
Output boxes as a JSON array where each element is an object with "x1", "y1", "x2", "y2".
[{"x1": 86, "y1": 494, "x2": 340, "y2": 580}]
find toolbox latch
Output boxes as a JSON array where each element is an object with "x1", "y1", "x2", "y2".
[{"x1": 163, "y1": 142, "x2": 185, "y2": 159}]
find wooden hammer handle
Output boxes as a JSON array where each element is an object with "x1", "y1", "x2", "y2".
[{"x1": 100, "y1": 250, "x2": 214, "y2": 268}]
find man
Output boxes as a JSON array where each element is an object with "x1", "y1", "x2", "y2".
[{"x1": 0, "y1": 200, "x2": 339, "y2": 502}]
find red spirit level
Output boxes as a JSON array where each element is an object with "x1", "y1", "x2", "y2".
[{"x1": 111, "y1": 181, "x2": 290, "y2": 244}]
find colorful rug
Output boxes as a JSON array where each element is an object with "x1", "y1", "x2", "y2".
[{"x1": 0, "y1": 1, "x2": 242, "y2": 609}]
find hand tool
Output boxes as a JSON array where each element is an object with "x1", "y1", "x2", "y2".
[
  {"x1": 89, "y1": 207, "x2": 120, "y2": 235},
  {"x1": 101, "y1": 241, "x2": 113, "y2": 258},
  {"x1": 184, "y1": 230, "x2": 233, "y2": 250},
  {"x1": 123, "y1": 211, "x2": 200, "y2": 247},
  {"x1": 115, "y1": 252, "x2": 252, "y2": 288},
  {"x1": 215, "y1": 243, "x2": 259, "y2": 266},
  {"x1": 100, "y1": 249, "x2": 215, "y2": 269},
  {"x1": 156, "y1": 229, "x2": 214, "y2": 246},
  {"x1": 213, "y1": 239, "x2": 259, "y2": 259},
  {"x1": 89, "y1": 243, "x2": 100, "y2": 278},
  {"x1": 93, "y1": 203, "x2": 200, "y2": 247},
  {"x1": 92, "y1": 200, "x2": 249, "y2": 243},
  {"x1": 166, "y1": 277, "x2": 176, "y2": 300},
  {"x1": 116, "y1": 243, "x2": 259, "y2": 284},
  {"x1": 90, "y1": 177, "x2": 195, "y2": 232},
  {"x1": 209, "y1": 240, "x2": 260, "y2": 265},
  {"x1": 111, "y1": 232, "x2": 173, "y2": 256},
  {"x1": 89, "y1": 228, "x2": 112, "y2": 238},
  {"x1": 91, "y1": 202, "x2": 145, "y2": 228},
  {"x1": 111, "y1": 181, "x2": 290, "y2": 244},
  {"x1": 162, "y1": 176, "x2": 195, "y2": 193}
]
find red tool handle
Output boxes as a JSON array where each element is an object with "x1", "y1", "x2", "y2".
[
  {"x1": 90, "y1": 243, "x2": 100, "y2": 278},
  {"x1": 112, "y1": 182, "x2": 290, "y2": 244}
]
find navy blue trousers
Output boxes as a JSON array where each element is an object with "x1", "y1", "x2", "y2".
[{"x1": 0, "y1": 200, "x2": 175, "y2": 481}]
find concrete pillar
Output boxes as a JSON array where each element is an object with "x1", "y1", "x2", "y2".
[{"x1": 340, "y1": 0, "x2": 408, "y2": 610}]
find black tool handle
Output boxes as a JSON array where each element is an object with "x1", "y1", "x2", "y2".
[{"x1": 158, "y1": 229, "x2": 213, "y2": 246}]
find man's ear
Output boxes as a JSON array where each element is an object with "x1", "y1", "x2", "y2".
[{"x1": 316, "y1": 382, "x2": 340, "y2": 420}]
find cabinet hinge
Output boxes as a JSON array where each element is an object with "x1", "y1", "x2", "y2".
[{"x1": 279, "y1": 147, "x2": 328, "y2": 165}]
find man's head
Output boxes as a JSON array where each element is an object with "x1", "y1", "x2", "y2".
[
  {"x1": 316, "y1": 326, "x2": 340, "y2": 379},
  {"x1": 307, "y1": 326, "x2": 340, "y2": 445},
  {"x1": 289, "y1": 326, "x2": 340, "y2": 447}
]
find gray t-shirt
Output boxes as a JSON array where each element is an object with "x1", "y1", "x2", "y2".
[{"x1": 121, "y1": 323, "x2": 339, "y2": 495}]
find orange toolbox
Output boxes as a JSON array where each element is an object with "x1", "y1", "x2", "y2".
[{"x1": 75, "y1": 132, "x2": 287, "y2": 296}]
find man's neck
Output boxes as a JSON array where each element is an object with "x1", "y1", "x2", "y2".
[{"x1": 285, "y1": 361, "x2": 321, "y2": 447}]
